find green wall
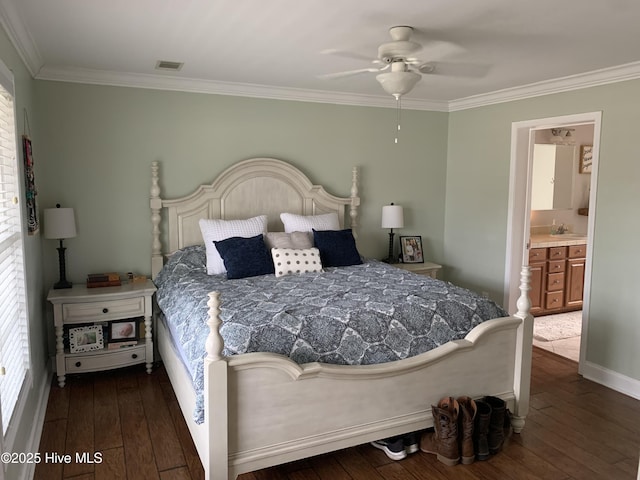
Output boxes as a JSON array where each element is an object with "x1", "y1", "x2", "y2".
[
  {"x1": 445, "y1": 81, "x2": 640, "y2": 383},
  {"x1": 34, "y1": 82, "x2": 449, "y2": 288}
]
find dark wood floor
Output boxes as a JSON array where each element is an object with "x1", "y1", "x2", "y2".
[{"x1": 36, "y1": 347, "x2": 640, "y2": 480}]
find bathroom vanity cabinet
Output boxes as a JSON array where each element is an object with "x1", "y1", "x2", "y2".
[{"x1": 528, "y1": 243, "x2": 586, "y2": 316}]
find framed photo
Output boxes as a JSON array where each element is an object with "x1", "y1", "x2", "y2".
[
  {"x1": 69, "y1": 325, "x2": 104, "y2": 353},
  {"x1": 579, "y1": 145, "x2": 593, "y2": 174},
  {"x1": 400, "y1": 236, "x2": 424, "y2": 264},
  {"x1": 109, "y1": 320, "x2": 138, "y2": 342}
]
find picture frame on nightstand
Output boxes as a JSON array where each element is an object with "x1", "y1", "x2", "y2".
[
  {"x1": 400, "y1": 236, "x2": 424, "y2": 263},
  {"x1": 69, "y1": 325, "x2": 104, "y2": 353},
  {"x1": 109, "y1": 319, "x2": 139, "y2": 342}
]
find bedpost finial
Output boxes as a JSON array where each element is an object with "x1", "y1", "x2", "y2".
[
  {"x1": 205, "y1": 291, "x2": 224, "y2": 361},
  {"x1": 151, "y1": 161, "x2": 163, "y2": 278},
  {"x1": 151, "y1": 161, "x2": 160, "y2": 199},
  {"x1": 516, "y1": 266, "x2": 532, "y2": 320},
  {"x1": 350, "y1": 166, "x2": 360, "y2": 238}
]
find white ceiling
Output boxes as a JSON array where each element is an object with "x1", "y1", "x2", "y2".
[{"x1": 2, "y1": 0, "x2": 640, "y2": 111}]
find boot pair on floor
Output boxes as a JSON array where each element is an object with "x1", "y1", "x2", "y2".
[{"x1": 420, "y1": 395, "x2": 507, "y2": 466}]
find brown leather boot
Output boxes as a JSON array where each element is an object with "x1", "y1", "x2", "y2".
[
  {"x1": 420, "y1": 397, "x2": 460, "y2": 466},
  {"x1": 457, "y1": 396, "x2": 477, "y2": 464},
  {"x1": 473, "y1": 400, "x2": 491, "y2": 461},
  {"x1": 484, "y1": 396, "x2": 506, "y2": 454}
]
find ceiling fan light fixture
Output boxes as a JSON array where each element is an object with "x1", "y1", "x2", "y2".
[
  {"x1": 550, "y1": 128, "x2": 565, "y2": 144},
  {"x1": 550, "y1": 127, "x2": 576, "y2": 145},
  {"x1": 376, "y1": 70, "x2": 421, "y2": 97}
]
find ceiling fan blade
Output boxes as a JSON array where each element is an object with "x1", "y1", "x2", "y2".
[
  {"x1": 420, "y1": 40, "x2": 466, "y2": 60},
  {"x1": 320, "y1": 49, "x2": 375, "y2": 62},
  {"x1": 319, "y1": 68, "x2": 381, "y2": 80},
  {"x1": 421, "y1": 61, "x2": 490, "y2": 78}
]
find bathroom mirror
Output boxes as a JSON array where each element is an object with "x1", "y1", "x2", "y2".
[{"x1": 531, "y1": 144, "x2": 575, "y2": 210}]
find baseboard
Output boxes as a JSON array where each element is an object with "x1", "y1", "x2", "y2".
[
  {"x1": 25, "y1": 367, "x2": 53, "y2": 480},
  {"x1": 580, "y1": 360, "x2": 640, "y2": 401}
]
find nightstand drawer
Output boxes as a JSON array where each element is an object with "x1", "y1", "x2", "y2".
[
  {"x1": 395, "y1": 261, "x2": 442, "y2": 279},
  {"x1": 65, "y1": 345, "x2": 146, "y2": 373},
  {"x1": 62, "y1": 296, "x2": 145, "y2": 323}
]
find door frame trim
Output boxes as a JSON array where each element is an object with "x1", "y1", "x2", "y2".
[{"x1": 504, "y1": 111, "x2": 602, "y2": 371}]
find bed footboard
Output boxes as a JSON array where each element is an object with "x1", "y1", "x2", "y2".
[{"x1": 202, "y1": 267, "x2": 533, "y2": 480}]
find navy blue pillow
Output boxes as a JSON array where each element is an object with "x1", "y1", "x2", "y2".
[
  {"x1": 214, "y1": 234, "x2": 275, "y2": 279},
  {"x1": 312, "y1": 229, "x2": 363, "y2": 267}
]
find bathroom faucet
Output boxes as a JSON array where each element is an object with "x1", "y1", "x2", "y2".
[{"x1": 550, "y1": 222, "x2": 568, "y2": 235}]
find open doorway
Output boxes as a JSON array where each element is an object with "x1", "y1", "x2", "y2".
[
  {"x1": 529, "y1": 125, "x2": 593, "y2": 362},
  {"x1": 504, "y1": 112, "x2": 601, "y2": 372}
]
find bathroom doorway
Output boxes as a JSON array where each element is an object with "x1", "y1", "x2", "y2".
[
  {"x1": 504, "y1": 112, "x2": 602, "y2": 371},
  {"x1": 529, "y1": 125, "x2": 593, "y2": 362}
]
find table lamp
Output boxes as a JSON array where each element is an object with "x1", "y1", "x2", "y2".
[
  {"x1": 381, "y1": 203, "x2": 404, "y2": 263},
  {"x1": 44, "y1": 204, "x2": 77, "y2": 289}
]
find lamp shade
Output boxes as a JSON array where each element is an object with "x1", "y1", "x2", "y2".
[
  {"x1": 44, "y1": 207, "x2": 77, "y2": 239},
  {"x1": 381, "y1": 205, "x2": 404, "y2": 229}
]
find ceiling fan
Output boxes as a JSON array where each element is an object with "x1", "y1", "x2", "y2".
[
  {"x1": 322, "y1": 25, "x2": 463, "y2": 143},
  {"x1": 322, "y1": 25, "x2": 451, "y2": 98}
]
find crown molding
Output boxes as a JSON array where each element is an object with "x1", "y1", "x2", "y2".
[
  {"x1": 35, "y1": 65, "x2": 450, "y2": 112},
  {"x1": 0, "y1": 0, "x2": 42, "y2": 76},
  {"x1": 35, "y1": 61, "x2": 640, "y2": 114},
  {"x1": 449, "y1": 61, "x2": 640, "y2": 111}
]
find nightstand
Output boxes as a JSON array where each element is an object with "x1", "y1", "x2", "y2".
[
  {"x1": 47, "y1": 279, "x2": 156, "y2": 387},
  {"x1": 395, "y1": 261, "x2": 442, "y2": 279}
]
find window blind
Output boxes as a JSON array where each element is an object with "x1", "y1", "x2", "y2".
[{"x1": 0, "y1": 61, "x2": 30, "y2": 436}]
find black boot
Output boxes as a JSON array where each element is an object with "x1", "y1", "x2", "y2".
[
  {"x1": 473, "y1": 400, "x2": 491, "y2": 460},
  {"x1": 483, "y1": 396, "x2": 506, "y2": 454}
]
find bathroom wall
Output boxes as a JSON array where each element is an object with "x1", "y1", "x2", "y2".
[{"x1": 530, "y1": 124, "x2": 594, "y2": 234}]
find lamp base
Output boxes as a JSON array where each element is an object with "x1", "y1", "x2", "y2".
[
  {"x1": 383, "y1": 230, "x2": 398, "y2": 264},
  {"x1": 53, "y1": 280, "x2": 73, "y2": 289},
  {"x1": 54, "y1": 244, "x2": 72, "y2": 289}
]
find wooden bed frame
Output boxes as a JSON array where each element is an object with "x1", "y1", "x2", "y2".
[{"x1": 150, "y1": 157, "x2": 533, "y2": 480}]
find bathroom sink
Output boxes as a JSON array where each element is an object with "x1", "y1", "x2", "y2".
[{"x1": 550, "y1": 233, "x2": 586, "y2": 238}]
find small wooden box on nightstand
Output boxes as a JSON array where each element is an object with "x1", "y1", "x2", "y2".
[
  {"x1": 47, "y1": 279, "x2": 156, "y2": 387},
  {"x1": 394, "y1": 261, "x2": 442, "y2": 278}
]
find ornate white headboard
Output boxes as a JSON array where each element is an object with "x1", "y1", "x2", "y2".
[{"x1": 150, "y1": 157, "x2": 360, "y2": 278}]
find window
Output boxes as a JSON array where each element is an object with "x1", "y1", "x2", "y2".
[{"x1": 0, "y1": 59, "x2": 30, "y2": 436}]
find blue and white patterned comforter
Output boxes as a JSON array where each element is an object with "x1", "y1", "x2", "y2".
[{"x1": 155, "y1": 245, "x2": 507, "y2": 423}]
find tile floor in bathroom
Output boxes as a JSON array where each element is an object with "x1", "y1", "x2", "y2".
[{"x1": 532, "y1": 311, "x2": 581, "y2": 362}]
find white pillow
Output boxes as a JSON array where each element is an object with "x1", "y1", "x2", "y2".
[
  {"x1": 264, "y1": 231, "x2": 313, "y2": 250},
  {"x1": 271, "y1": 248, "x2": 323, "y2": 277},
  {"x1": 280, "y1": 212, "x2": 340, "y2": 233},
  {"x1": 199, "y1": 215, "x2": 267, "y2": 275}
]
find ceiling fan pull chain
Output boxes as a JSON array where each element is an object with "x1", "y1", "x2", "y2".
[{"x1": 395, "y1": 94, "x2": 401, "y2": 144}]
